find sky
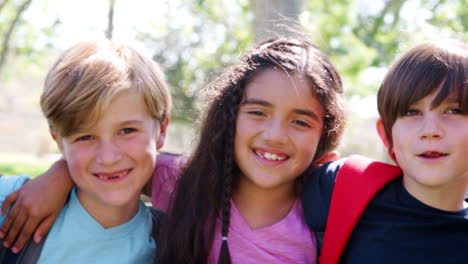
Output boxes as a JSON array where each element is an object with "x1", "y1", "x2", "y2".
[{"x1": 26, "y1": 0, "x2": 168, "y2": 56}]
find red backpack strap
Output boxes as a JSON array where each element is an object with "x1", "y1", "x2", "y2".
[{"x1": 319, "y1": 155, "x2": 402, "y2": 264}]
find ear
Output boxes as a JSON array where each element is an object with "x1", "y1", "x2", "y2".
[
  {"x1": 376, "y1": 118, "x2": 397, "y2": 163},
  {"x1": 156, "y1": 116, "x2": 169, "y2": 150},
  {"x1": 50, "y1": 130, "x2": 57, "y2": 142},
  {"x1": 50, "y1": 130, "x2": 63, "y2": 152},
  {"x1": 376, "y1": 118, "x2": 390, "y2": 150},
  {"x1": 314, "y1": 151, "x2": 340, "y2": 168}
]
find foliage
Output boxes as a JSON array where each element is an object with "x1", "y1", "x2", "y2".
[
  {"x1": 0, "y1": 0, "x2": 59, "y2": 81},
  {"x1": 0, "y1": 162, "x2": 48, "y2": 177},
  {"x1": 0, "y1": 0, "x2": 466, "y2": 157},
  {"x1": 138, "y1": 0, "x2": 253, "y2": 122},
  {"x1": 303, "y1": 0, "x2": 467, "y2": 96},
  {"x1": 138, "y1": 0, "x2": 467, "y2": 123}
]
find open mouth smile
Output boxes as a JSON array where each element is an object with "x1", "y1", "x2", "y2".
[
  {"x1": 94, "y1": 168, "x2": 132, "y2": 182},
  {"x1": 254, "y1": 149, "x2": 288, "y2": 161}
]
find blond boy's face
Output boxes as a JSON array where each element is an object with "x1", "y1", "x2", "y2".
[
  {"x1": 56, "y1": 90, "x2": 166, "y2": 215},
  {"x1": 390, "y1": 91, "x2": 468, "y2": 207}
]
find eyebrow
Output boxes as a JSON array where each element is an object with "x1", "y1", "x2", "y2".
[
  {"x1": 119, "y1": 120, "x2": 146, "y2": 126},
  {"x1": 241, "y1": 98, "x2": 322, "y2": 122}
]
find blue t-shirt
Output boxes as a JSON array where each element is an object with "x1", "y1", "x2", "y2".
[{"x1": 0, "y1": 175, "x2": 155, "y2": 263}]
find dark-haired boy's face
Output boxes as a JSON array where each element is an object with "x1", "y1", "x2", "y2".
[{"x1": 391, "y1": 90, "x2": 468, "y2": 209}]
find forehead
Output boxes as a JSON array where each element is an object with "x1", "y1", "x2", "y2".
[
  {"x1": 74, "y1": 91, "x2": 153, "y2": 133},
  {"x1": 245, "y1": 69, "x2": 313, "y2": 99},
  {"x1": 243, "y1": 69, "x2": 323, "y2": 118}
]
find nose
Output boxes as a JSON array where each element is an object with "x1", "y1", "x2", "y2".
[
  {"x1": 420, "y1": 113, "x2": 444, "y2": 140},
  {"x1": 96, "y1": 140, "x2": 122, "y2": 165},
  {"x1": 262, "y1": 118, "x2": 288, "y2": 145}
]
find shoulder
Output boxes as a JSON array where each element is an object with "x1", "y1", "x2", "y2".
[
  {"x1": 153, "y1": 153, "x2": 185, "y2": 182},
  {"x1": 0, "y1": 175, "x2": 30, "y2": 201},
  {"x1": 301, "y1": 159, "x2": 344, "y2": 231},
  {"x1": 152, "y1": 153, "x2": 186, "y2": 211},
  {"x1": 0, "y1": 175, "x2": 30, "y2": 224},
  {"x1": 303, "y1": 159, "x2": 344, "y2": 195}
]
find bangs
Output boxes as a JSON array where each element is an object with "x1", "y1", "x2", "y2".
[
  {"x1": 393, "y1": 47, "x2": 468, "y2": 117},
  {"x1": 431, "y1": 64, "x2": 468, "y2": 113}
]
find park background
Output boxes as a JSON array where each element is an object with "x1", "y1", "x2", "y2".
[{"x1": 0, "y1": 0, "x2": 466, "y2": 176}]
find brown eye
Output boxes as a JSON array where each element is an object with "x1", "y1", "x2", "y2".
[
  {"x1": 447, "y1": 107, "x2": 464, "y2": 115},
  {"x1": 247, "y1": 110, "x2": 266, "y2": 116},
  {"x1": 293, "y1": 120, "x2": 311, "y2": 127},
  {"x1": 404, "y1": 109, "x2": 420, "y2": 116},
  {"x1": 75, "y1": 135, "x2": 93, "y2": 142},
  {"x1": 120, "y1": 128, "x2": 137, "y2": 135}
]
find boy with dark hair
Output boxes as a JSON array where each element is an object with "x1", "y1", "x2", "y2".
[{"x1": 302, "y1": 40, "x2": 468, "y2": 263}]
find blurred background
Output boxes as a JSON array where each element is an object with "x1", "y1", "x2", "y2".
[{"x1": 0, "y1": 0, "x2": 466, "y2": 176}]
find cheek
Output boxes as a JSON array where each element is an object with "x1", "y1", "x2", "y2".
[
  {"x1": 234, "y1": 117, "x2": 251, "y2": 146},
  {"x1": 63, "y1": 146, "x2": 91, "y2": 177},
  {"x1": 297, "y1": 132, "x2": 321, "y2": 161},
  {"x1": 124, "y1": 136, "x2": 158, "y2": 164}
]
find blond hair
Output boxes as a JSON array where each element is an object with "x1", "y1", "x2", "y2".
[{"x1": 41, "y1": 40, "x2": 172, "y2": 137}]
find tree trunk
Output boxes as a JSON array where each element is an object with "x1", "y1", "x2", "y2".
[
  {"x1": 251, "y1": 0, "x2": 305, "y2": 43},
  {"x1": 0, "y1": 0, "x2": 33, "y2": 76},
  {"x1": 0, "y1": 0, "x2": 10, "y2": 14},
  {"x1": 105, "y1": 0, "x2": 115, "y2": 39}
]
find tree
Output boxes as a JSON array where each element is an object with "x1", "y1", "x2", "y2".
[
  {"x1": 251, "y1": 0, "x2": 305, "y2": 42},
  {"x1": 140, "y1": 0, "x2": 253, "y2": 122},
  {"x1": 105, "y1": 0, "x2": 115, "y2": 39},
  {"x1": 0, "y1": 0, "x2": 33, "y2": 77}
]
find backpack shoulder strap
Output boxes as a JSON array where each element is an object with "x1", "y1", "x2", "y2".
[
  {"x1": 319, "y1": 155, "x2": 402, "y2": 264},
  {"x1": 149, "y1": 207, "x2": 165, "y2": 241},
  {"x1": 0, "y1": 232, "x2": 48, "y2": 264}
]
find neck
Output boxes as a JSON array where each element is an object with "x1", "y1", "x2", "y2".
[
  {"x1": 76, "y1": 189, "x2": 140, "y2": 228},
  {"x1": 403, "y1": 176, "x2": 468, "y2": 212},
  {"x1": 232, "y1": 179, "x2": 296, "y2": 229}
]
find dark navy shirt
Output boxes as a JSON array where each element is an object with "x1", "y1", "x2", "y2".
[{"x1": 302, "y1": 160, "x2": 468, "y2": 264}]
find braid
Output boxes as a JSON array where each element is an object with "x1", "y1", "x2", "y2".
[{"x1": 217, "y1": 83, "x2": 243, "y2": 264}]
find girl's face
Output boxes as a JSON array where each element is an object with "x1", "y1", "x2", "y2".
[{"x1": 234, "y1": 69, "x2": 324, "y2": 196}]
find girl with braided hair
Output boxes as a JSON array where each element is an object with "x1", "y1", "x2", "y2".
[
  {"x1": 0, "y1": 38, "x2": 345, "y2": 264},
  {"x1": 157, "y1": 38, "x2": 345, "y2": 263}
]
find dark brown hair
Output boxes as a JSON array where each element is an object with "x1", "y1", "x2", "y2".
[
  {"x1": 156, "y1": 38, "x2": 345, "y2": 264},
  {"x1": 378, "y1": 41, "x2": 468, "y2": 150}
]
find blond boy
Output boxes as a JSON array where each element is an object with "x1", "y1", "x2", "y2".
[{"x1": 0, "y1": 40, "x2": 170, "y2": 263}]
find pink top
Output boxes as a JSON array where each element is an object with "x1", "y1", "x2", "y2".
[
  {"x1": 151, "y1": 153, "x2": 184, "y2": 211},
  {"x1": 209, "y1": 200, "x2": 316, "y2": 264},
  {"x1": 152, "y1": 153, "x2": 317, "y2": 263}
]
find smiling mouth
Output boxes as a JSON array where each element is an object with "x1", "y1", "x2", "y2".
[
  {"x1": 418, "y1": 151, "x2": 448, "y2": 158},
  {"x1": 94, "y1": 169, "x2": 132, "y2": 180},
  {"x1": 254, "y1": 150, "x2": 288, "y2": 161}
]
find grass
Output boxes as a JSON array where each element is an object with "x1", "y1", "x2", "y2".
[{"x1": 0, "y1": 153, "x2": 56, "y2": 178}]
